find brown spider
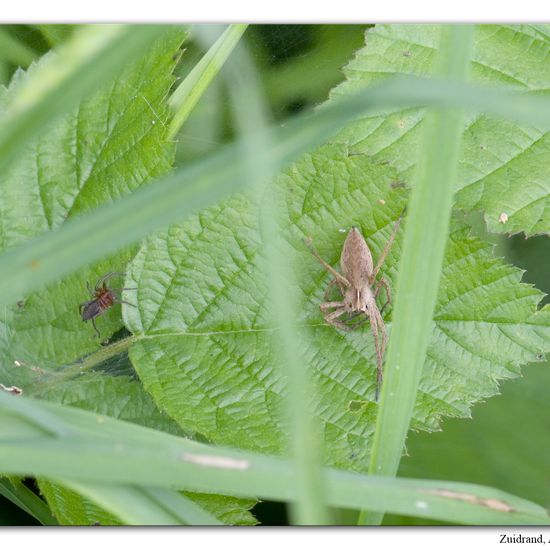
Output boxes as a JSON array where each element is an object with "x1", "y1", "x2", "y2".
[
  {"x1": 305, "y1": 214, "x2": 402, "y2": 400},
  {"x1": 79, "y1": 271, "x2": 136, "y2": 338}
]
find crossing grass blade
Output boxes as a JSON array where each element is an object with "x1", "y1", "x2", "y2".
[
  {"x1": 0, "y1": 478, "x2": 58, "y2": 525},
  {"x1": 360, "y1": 25, "x2": 475, "y2": 526},
  {"x1": 167, "y1": 24, "x2": 248, "y2": 139},
  {"x1": 221, "y1": 35, "x2": 329, "y2": 525},
  {"x1": 3, "y1": 72, "x2": 550, "y2": 310},
  {"x1": 0, "y1": 393, "x2": 547, "y2": 525}
]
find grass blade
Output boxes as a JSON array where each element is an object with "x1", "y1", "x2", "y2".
[
  {"x1": 34, "y1": 25, "x2": 76, "y2": 47},
  {"x1": 359, "y1": 25, "x2": 475, "y2": 525},
  {"x1": 0, "y1": 478, "x2": 58, "y2": 525},
  {"x1": 167, "y1": 24, "x2": 248, "y2": 139},
  {"x1": 222, "y1": 34, "x2": 329, "y2": 524},
  {"x1": 0, "y1": 393, "x2": 547, "y2": 525}
]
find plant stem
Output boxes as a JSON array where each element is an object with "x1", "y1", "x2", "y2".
[{"x1": 33, "y1": 335, "x2": 137, "y2": 396}]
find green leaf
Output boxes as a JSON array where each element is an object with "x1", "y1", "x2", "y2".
[
  {"x1": 0, "y1": 477, "x2": 58, "y2": 525},
  {"x1": 123, "y1": 143, "x2": 550, "y2": 470},
  {"x1": 0, "y1": 25, "x2": 169, "y2": 180},
  {"x1": 331, "y1": 24, "x2": 550, "y2": 236},
  {"x1": 184, "y1": 492, "x2": 257, "y2": 526},
  {"x1": 39, "y1": 479, "x2": 255, "y2": 525},
  {"x1": 39, "y1": 479, "x2": 121, "y2": 525},
  {"x1": 0, "y1": 28, "x2": 193, "y2": 525},
  {"x1": 0, "y1": 29, "x2": 264, "y2": 525},
  {"x1": 1, "y1": 28, "x2": 186, "y2": 366}
]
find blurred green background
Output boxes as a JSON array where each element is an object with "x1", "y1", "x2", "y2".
[{"x1": 0, "y1": 24, "x2": 548, "y2": 526}]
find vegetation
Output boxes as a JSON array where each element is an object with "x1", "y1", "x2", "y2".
[{"x1": 0, "y1": 23, "x2": 548, "y2": 526}]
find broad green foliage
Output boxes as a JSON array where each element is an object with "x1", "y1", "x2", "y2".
[
  {"x1": 37, "y1": 373, "x2": 185, "y2": 436},
  {"x1": 125, "y1": 147, "x2": 405, "y2": 468},
  {"x1": 2, "y1": 23, "x2": 550, "y2": 525},
  {"x1": 331, "y1": 24, "x2": 550, "y2": 236},
  {"x1": 38, "y1": 480, "x2": 257, "y2": 526},
  {"x1": 0, "y1": 29, "x2": 187, "y2": 524},
  {"x1": 0, "y1": 28, "x2": 262, "y2": 526},
  {"x1": 125, "y1": 143, "x2": 550, "y2": 471},
  {"x1": 1, "y1": 28, "x2": 184, "y2": 368},
  {"x1": 0, "y1": 26, "x2": 183, "y2": 379},
  {"x1": 39, "y1": 480, "x2": 119, "y2": 526},
  {"x1": 0, "y1": 23, "x2": 185, "y2": 496},
  {"x1": 182, "y1": 493, "x2": 257, "y2": 526}
]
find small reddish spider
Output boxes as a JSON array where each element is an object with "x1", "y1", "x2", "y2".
[{"x1": 79, "y1": 272, "x2": 136, "y2": 338}]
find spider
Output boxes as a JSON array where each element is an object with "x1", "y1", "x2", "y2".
[
  {"x1": 305, "y1": 214, "x2": 403, "y2": 400},
  {"x1": 79, "y1": 271, "x2": 136, "y2": 338}
]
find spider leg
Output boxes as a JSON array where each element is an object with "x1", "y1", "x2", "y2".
[
  {"x1": 368, "y1": 312, "x2": 383, "y2": 401},
  {"x1": 115, "y1": 299, "x2": 137, "y2": 308},
  {"x1": 86, "y1": 281, "x2": 93, "y2": 296},
  {"x1": 95, "y1": 271, "x2": 126, "y2": 291},
  {"x1": 372, "y1": 210, "x2": 404, "y2": 279},
  {"x1": 324, "y1": 306, "x2": 352, "y2": 332},
  {"x1": 375, "y1": 310, "x2": 388, "y2": 359},
  {"x1": 111, "y1": 288, "x2": 138, "y2": 304},
  {"x1": 304, "y1": 237, "x2": 350, "y2": 288},
  {"x1": 110, "y1": 287, "x2": 138, "y2": 291},
  {"x1": 91, "y1": 318, "x2": 101, "y2": 339},
  {"x1": 322, "y1": 301, "x2": 370, "y2": 330},
  {"x1": 365, "y1": 300, "x2": 389, "y2": 402},
  {"x1": 374, "y1": 277, "x2": 391, "y2": 315},
  {"x1": 320, "y1": 301, "x2": 344, "y2": 313}
]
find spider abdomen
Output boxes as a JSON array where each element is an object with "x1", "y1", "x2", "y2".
[{"x1": 79, "y1": 272, "x2": 136, "y2": 339}]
